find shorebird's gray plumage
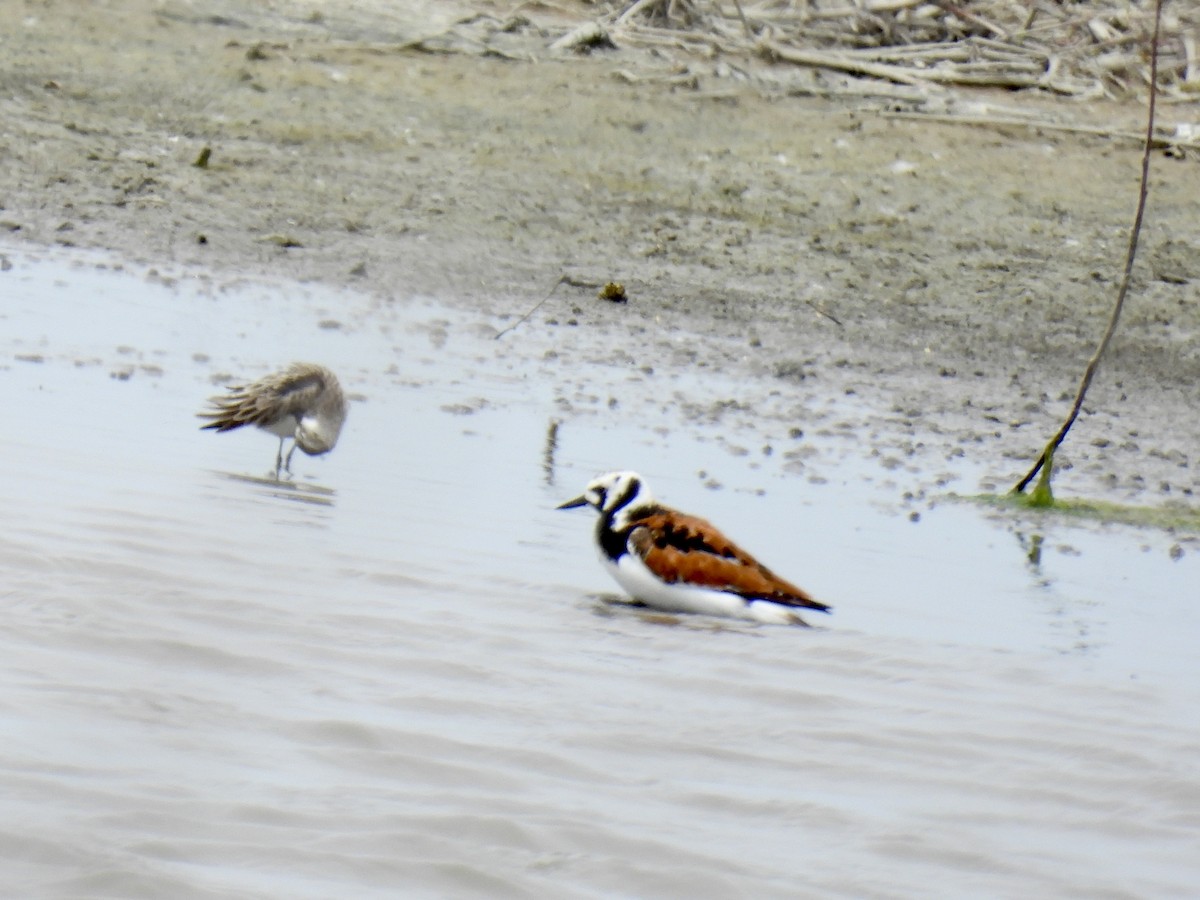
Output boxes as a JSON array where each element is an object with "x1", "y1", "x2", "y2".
[{"x1": 199, "y1": 362, "x2": 347, "y2": 476}]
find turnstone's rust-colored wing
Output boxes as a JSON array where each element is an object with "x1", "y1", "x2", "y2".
[{"x1": 628, "y1": 510, "x2": 830, "y2": 612}]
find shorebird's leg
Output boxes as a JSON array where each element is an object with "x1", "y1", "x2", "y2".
[
  {"x1": 284, "y1": 440, "x2": 298, "y2": 475},
  {"x1": 274, "y1": 437, "x2": 285, "y2": 479}
]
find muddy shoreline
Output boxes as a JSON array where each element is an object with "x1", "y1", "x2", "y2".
[{"x1": 2, "y1": 0, "x2": 1198, "y2": 505}]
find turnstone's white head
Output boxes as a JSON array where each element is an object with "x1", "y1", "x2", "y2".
[
  {"x1": 199, "y1": 362, "x2": 347, "y2": 477},
  {"x1": 559, "y1": 471, "x2": 831, "y2": 627},
  {"x1": 556, "y1": 470, "x2": 653, "y2": 533}
]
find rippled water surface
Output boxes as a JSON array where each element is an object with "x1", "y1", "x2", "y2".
[{"x1": 2, "y1": 245, "x2": 1198, "y2": 898}]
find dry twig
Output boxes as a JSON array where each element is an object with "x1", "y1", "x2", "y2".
[
  {"x1": 1012, "y1": 0, "x2": 1165, "y2": 497},
  {"x1": 495, "y1": 275, "x2": 568, "y2": 340},
  {"x1": 594, "y1": 0, "x2": 1192, "y2": 99}
]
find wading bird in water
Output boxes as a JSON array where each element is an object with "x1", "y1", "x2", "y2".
[
  {"x1": 199, "y1": 362, "x2": 347, "y2": 477},
  {"x1": 558, "y1": 471, "x2": 830, "y2": 626}
]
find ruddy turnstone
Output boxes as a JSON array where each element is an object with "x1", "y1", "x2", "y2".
[
  {"x1": 199, "y1": 362, "x2": 347, "y2": 476},
  {"x1": 558, "y1": 471, "x2": 830, "y2": 626}
]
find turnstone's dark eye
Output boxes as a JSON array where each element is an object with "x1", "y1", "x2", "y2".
[{"x1": 594, "y1": 488, "x2": 607, "y2": 507}]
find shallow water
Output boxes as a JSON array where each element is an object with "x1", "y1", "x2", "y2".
[{"x1": 2, "y1": 244, "x2": 1198, "y2": 898}]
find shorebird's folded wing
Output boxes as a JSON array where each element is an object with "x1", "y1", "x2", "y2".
[
  {"x1": 628, "y1": 512, "x2": 829, "y2": 612},
  {"x1": 198, "y1": 366, "x2": 327, "y2": 431}
]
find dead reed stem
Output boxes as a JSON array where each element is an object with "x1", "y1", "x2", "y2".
[{"x1": 1012, "y1": 0, "x2": 1165, "y2": 496}]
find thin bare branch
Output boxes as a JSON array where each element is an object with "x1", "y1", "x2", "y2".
[
  {"x1": 495, "y1": 275, "x2": 568, "y2": 340},
  {"x1": 1012, "y1": 0, "x2": 1164, "y2": 495}
]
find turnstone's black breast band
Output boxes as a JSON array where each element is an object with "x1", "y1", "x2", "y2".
[{"x1": 597, "y1": 519, "x2": 631, "y2": 562}]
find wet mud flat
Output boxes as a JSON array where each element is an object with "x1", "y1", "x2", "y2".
[{"x1": 0, "y1": 0, "x2": 1198, "y2": 503}]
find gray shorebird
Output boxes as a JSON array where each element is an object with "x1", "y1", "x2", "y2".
[
  {"x1": 199, "y1": 362, "x2": 347, "y2": 477},
  {"x1": 558, "y1": 471, "x2": 831, "y2": 626}
]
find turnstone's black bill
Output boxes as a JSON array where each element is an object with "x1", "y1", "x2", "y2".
[
  {"x1": 559, "y1": 471, "x2": 831, "y2": 626},
  {"x1": 199, "y1": 362, "x2": 347, "y2": 477}
]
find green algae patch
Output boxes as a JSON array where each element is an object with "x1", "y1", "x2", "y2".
[{"x1": 971, "y1": 492, "x2": 1200, "y2": 534}]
